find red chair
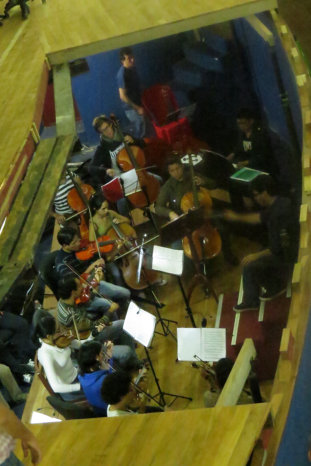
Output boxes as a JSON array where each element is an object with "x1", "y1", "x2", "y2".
[{"x1": 142, "y1": 84, "x2": 192, "y2": 145}]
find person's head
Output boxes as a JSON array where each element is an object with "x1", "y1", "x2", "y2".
[
  {"x1": 90, "y1": 193, "x2": 109, "y2": 217},
  {"x1": 101, "y1": 371, "x2": 135, "y2": 405},
  {"x1": 57, "y1": 277, "x2": 82, "y2": 300},
  {"x1": 120, "y1": 47, "x2": 134, "y2": 68},
  {"x1": 166, "y1": 154, "x2": 184, "y2": 182},
  {"x1": 35, "y1": 314, "x2": 56, "y2": 340},
  {"x1": 215, "y1": 358, "x2": 234, "y2": 388},
  {"x1": 236, "y1": 108, "x2": 256, "y2": 134},
  {"x1": 251, "y1": 175, "x2": 277, "y2": 207},
  {"x1": 92, "y1": 115, "x2": 115, "y2": 139},
  {"x1": 78, "y1": 341, "x2": 103, "y2": 375},
  {"x1": 57, "y1": 227, "x2": 81, "y2": 252}
]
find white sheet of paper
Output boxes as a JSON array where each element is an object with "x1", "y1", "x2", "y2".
[
  {"x1": 31, "y1": 412, "x2": 62, "y2": 424},
  {"x1": 201, "y1": 328, "x2": 226, "y2": 362},
  {"x1": 177, "y1": 328, "x2": 201, "y2": 361},
  {"x1": 152, "y1": 245, "x2": 184, "y2": 275},
  {"x1": 120, "y1": 169, "x2": 142, "y2": 196},
  {"x1": 123, "y1": 301, "x2": 156, "y2": 348},
  {"x1": 177, "y1": 328, "x2": 226, "y2": 362}
]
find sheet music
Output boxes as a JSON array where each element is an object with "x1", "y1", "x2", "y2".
[
  {"x1": 201, "y1": 328, "x2": 226, "y2": 362},
  {"x1": 152, "y1": 245, "x2": 184, "y2": 275},
  {"x1": 177, "y1": 328, "x2": 201, "y2": 361},
  {"x1": 177, "y1": 328, "x2": 226, "y2": 362},
  {"x1": 120, "y1": 169, "x2": 142, "y2": 196},
  {"x1": 123, "y1": 301, "x2": 156, "y2": 348}
]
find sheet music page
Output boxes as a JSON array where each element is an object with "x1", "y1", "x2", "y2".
[
  {"x1": 177, "y1": 328, "x2": 201, "y2": 361},
  {"x1": 123, "y1": 301, "x2": 156, "y2": 348},
  {"x1": 200, "y1": 328, "x2": 226, "y2": 362},
  {"x1": 152, "y1": 245, "x2": 184, "y2": 275},
  {"x1": 120, "y1": 169, "x2": 142, "y2": 196}
]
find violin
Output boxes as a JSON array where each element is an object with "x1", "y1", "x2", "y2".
[
  {"x1": 110, "y1": 116, "x2": 160, "y2": 208},
  {"x1": 76, "y1": 235, "x2": 116, "y2": 261},
  {"x1": 67, "y1": 183, "x2": 95, "y2": 240},
  {"x1": 53, "y1": 330, "x2": 76, "y2": 349},
  {"x1": 107, "y1": 218, "x2": 158, "y2": 290},
  {"x1": 180, "y1": 153, "x2": 222, "y2": 261},
  {"x1": 75, "y1": 270, "x2": 102, "y2": 306}
]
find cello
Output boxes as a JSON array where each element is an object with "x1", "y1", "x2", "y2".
[
  {"x1": 180, "y1": 153, "x2": 222, "y2": 261},
  {"x1": 106, "y1": 215, "x2": 159, "y2": 290},
  {"x1": 111, "y1": 116, "x2": 160, "y2": 208}
]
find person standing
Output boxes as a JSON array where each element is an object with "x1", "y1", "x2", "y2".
[{"x1": 117, "y1": 47, "x2": 145, "y2": 138}]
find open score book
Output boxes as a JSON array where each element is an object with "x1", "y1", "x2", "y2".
[{"x1": 177, "y1": 328, "x2": 226, "y2": 362}]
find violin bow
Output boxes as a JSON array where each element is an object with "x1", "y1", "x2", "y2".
[
  {"x1": 64, "y1": 261, "x2": 113, "y2": 305},
  {"x1": 66, "y1": 168, "x2": 102, "y2": 261}
]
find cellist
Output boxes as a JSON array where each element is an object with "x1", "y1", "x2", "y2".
[{"x1": 155, "y1": 154, "x2": 238, "y2": 265}]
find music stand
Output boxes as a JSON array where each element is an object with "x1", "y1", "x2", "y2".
[
  {"x1": 160, "y1": 208, "x2": 218, "y2": 328},
  {"x1": 123, "y1": 302, "x2": 192, "y2": 407}
]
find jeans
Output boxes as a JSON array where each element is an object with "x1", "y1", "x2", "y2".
[
  {"x1": 87, "y1": 280, "x2": 130, "y2": 316},
  {"x1": 242, "y1": 254, "x2": 291, "y2": 304},
  {"x1": 94, "y1": 320, "x2": 140, "y2": 369},
  {"x1": 125, "y1": 109, "x2": 145, "y2": 138}
]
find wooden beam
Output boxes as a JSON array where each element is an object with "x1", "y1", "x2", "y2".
[
  {"x1": 53, "y1": 64, "x2": 76, "y2": 137},
  {"x1": 216, "y1": 338, "x2": 257, "y2": 407},
  {"x1": 245, "y1": 15, "x2": 275, "y2": 46},
  {"x1": 0, "y1": 135, "x2": 75, "y2": 304},
  {"x1": 0, "y1": 138, "x2": 57, "y2": 266},
  {"x1": 47, "y1": 0, "x2": 277, "y2": 65}
]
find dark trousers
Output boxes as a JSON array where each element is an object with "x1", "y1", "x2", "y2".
[
  {"x1": 0, "y1": 312, "x2": 36, "y2": 373},
  {"x1": 242, "y1": 255, "x2": 291, "y2": 305},
  {"x1": 2, "y1": 0, "x2": 29, "y2": 18}
]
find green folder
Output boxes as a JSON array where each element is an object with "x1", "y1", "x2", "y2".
[{"x1": 230, "y1": 167, "x2": 267, "y2": 182}]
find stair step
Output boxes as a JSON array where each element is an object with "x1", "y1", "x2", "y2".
[{"x1": 183, "y1": 42, "x2": 224, "y2": 73}]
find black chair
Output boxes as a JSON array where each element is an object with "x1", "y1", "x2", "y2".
[
  {"x1": 46, "y1": 395, "x2": 95, "y2": 420},
  {"x1": 39, "y1": 251, "x2": 59, "y2": 299}
]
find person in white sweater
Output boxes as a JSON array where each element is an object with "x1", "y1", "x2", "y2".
[{"x1": 36, "y1": 314, "x2": 84, "y2": 401}]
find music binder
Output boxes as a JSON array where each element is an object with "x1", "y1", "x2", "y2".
[
  {"x1": 123, "y1": 301, "x2": 156, "y2": 348},
  {"x1": 177, "y1": 328, "x2": 226, "y2": 362},
  {"x1": 230, "y1": 167, "x2": 268, "y2": 183},
  {"x1": 152, "y1": 245, "x2": 184, "y2": 276}
]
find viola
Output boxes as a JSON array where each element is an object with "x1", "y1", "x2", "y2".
[
  {"x1": 107, "y1": 219, "x2": 158, "y2": 290},
  {"x1": 67, "y1": 184, "x2": 95, "y2": 240},
  {"x1": 76, "y1": 235, "x2": 116, "y2": 261},
  {"x1": 180, "y1": 154, "x2": 222, "y2": 261}
]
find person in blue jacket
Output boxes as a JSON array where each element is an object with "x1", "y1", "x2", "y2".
[{"x1": 78, "y1": 340, "x2": 114, "y2": 417}]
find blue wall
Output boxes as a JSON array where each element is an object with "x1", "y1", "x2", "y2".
[{"x1": 71, "y1": 34, "x2": 185, "y2": 145}]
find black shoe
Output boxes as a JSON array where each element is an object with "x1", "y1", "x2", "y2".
[
  {"x1": 259, "y1": 287, "x2": 287, "y2": 302},
  {"x1": 233, "y1": 302, "x2": 259, "y2": 313}
]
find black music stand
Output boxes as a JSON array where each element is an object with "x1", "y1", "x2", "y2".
[{"x1": 160, "y1": 208, "x2": 218, "y2": 328}]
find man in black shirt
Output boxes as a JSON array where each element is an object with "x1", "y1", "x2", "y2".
[
  {"x1": 116, "y1": 47, "x2": 145, "y2": 138},
  {"x1": 224, "y1": 175, "x2": 299, "y2": 312}
]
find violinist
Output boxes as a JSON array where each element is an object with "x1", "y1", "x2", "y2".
[
  {"x1": 101, "y1": 371, "x2": 163, "y2": 417},
  {"x1": 89, "y1": 193, "x2": 130, "y2": 241},
  {"x1": 155, "y1": 155, "x2": 238, "y2": 265},
  {"x1": 55, "y1": 227, "x2": 130, "y2": 316},
  {"x1": 35, "y1": 314, "x2": 84, "y2": 400},
  {"x1": 56, "y1": 277, "x2": 141, "y2": 369},
  {"x1": 51, "y1": 172, "x2": 81, "y2": 226}
]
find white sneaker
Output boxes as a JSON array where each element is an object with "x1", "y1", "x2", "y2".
[
  {"x1": 23, "y1": 374, "x2": 33, "y2": 384},
  {"x1": 27, "y1": 359, "x2": 35, "y2": 368}
]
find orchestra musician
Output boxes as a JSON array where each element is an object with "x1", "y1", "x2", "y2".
[
  {"x1": 55, "y1": 226, "x2": 130, "y2": 316},
  {"x1": 56, "y1": 278, "x2": 142, "y2": 369},
  {"x1": 155, "y1": 154, "x2": 238, "y2": 265},
  {"x1": 224, "y1": 175, "x2": 299, "y2": 312}
]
